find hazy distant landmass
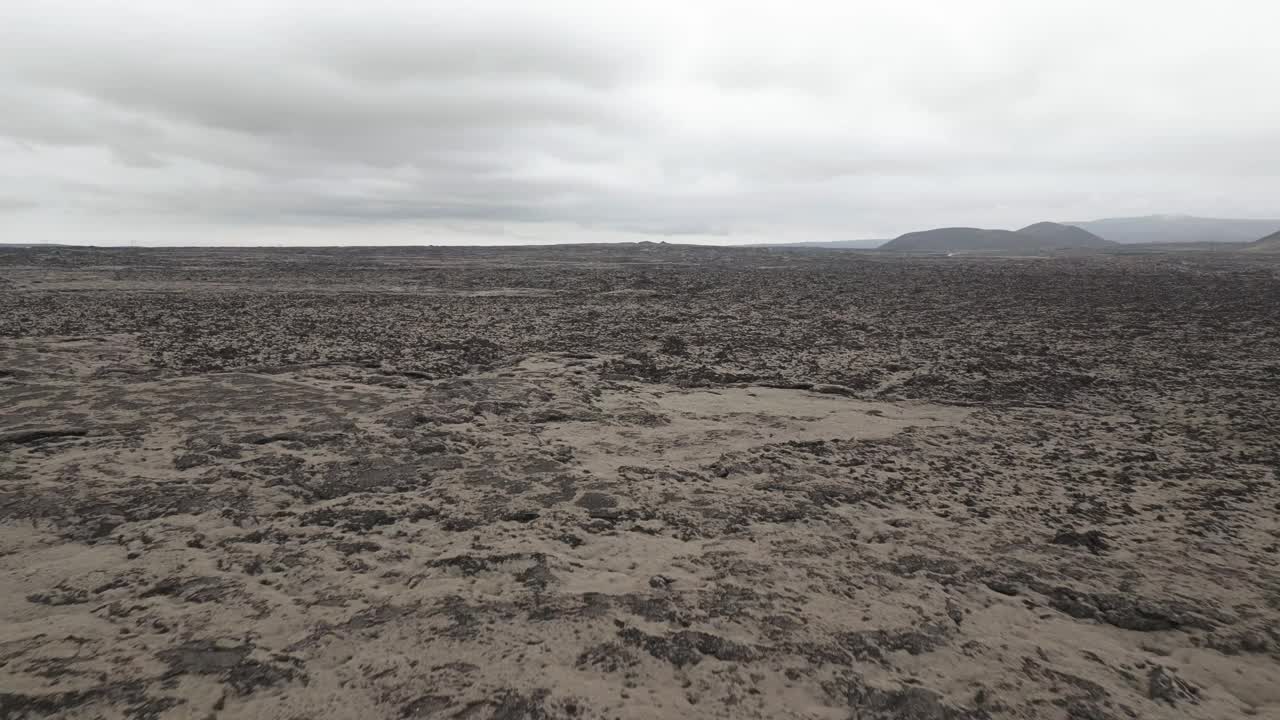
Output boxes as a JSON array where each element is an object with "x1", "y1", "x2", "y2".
[
  {"x1": 761, "y1": 216, "x2": 1280, "y2": 252},
  {"x1": 881, "y1": 222, "x2": 1113, "y2": 253},
  {"x1": 13, "y1": 215, "x2": 1280, "y2": 252},
  {"x1": 748, "y1": 239, "x2": 889, "y2": 249},
  {"x1": 1071, "y1": 215, "x2": 1280, "y2": 244}
]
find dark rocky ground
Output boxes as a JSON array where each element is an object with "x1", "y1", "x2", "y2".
[{"x1": 1, "y1": 244, "x2": 1278, "y2": 719}]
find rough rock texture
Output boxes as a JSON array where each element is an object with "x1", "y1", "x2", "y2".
[{"x1": 1, "y1": 244, "x2": 1278, "y2": 719}]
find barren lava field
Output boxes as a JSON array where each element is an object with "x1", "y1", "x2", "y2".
[{"x1": 2, "y1": 244, "x2": 1279, "y2": 720}]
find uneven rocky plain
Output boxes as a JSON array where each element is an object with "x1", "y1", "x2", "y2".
[{"x1": 1, "y1": 243, "x2": 1278, "y2": 720}]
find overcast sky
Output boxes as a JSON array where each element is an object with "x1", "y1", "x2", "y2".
[{"x1": 2, "y1": 0, "x2": 1278, "y2": 245}]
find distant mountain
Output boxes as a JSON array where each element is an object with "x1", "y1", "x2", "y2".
[
  {"x1": 1246, "y1": 230, "x2": 1280, "y2": 252},
  {"x1": 881, "y1": 222, "x2": 1112, "y2": 253},
  {"x1": 882, "y1": 228, "x2": 1018, "y2": 252},
  {"x1": 752, "y1": 239, "x2": 888, "y2": 249},
  {"x1": 1070, "y1": 215, "x2": 1280, "y2": 244},
  {"x1": 1014, "y1": 222, "x2": 1114, "y2": 249}
]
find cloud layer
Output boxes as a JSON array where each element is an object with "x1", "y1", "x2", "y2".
[{"x1": 3, "y1": 0, "x2": 1278, "y2": 244}]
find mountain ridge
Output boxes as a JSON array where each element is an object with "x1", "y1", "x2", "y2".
[
  {"x1": 1070, "y1": 215, "x2": 1280, "y2": 244},
  {"x1": 881, "y1": 222, "x2": 1112, "y2": 253}
]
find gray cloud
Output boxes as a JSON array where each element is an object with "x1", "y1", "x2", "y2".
[{"x1": 1, "y1": 0, "x2": 1278, "y2": 245}]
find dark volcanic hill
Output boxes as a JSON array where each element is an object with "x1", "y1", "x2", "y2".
[
  {"x1": 1015, "y1": 221, "x2": 1113, "y2": 248},
  {"x1": 882, "y1": 222, "x2": 1113, "y2": 253},
  {"x1": 882, "y1": 227, "x2": 1019, "y2": 252},
  {"x1": 1246, "y1": 230, "x2": 1280, "y2": 252}
]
